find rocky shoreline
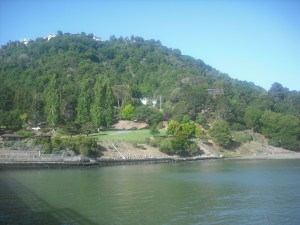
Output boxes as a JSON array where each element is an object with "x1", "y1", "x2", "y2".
[
  {"x1": 229, "y1": 152, "x2": 300, "y2": 160},
  {"x1": 0, "y1": 155, "x2": 224, "y2": 169},
  {"x1": 1, "y1": 153, "x2": 300, "y2": 169}
]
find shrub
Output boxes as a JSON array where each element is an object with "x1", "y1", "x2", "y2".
[
  {"x1": 51, "y1": 137, "x2": 62, "y2": 149},
  {"x1": 209, "y1": 120, "x2": 232, "y2": 147},
  {"x1": 184, "y1": 141, "x2": 200, "y2": 156},
  {"x1": 231, "y1": 123, "x2": 246, "y2": 131},
  {"x1": 232, "y1": 132, "x2": 253, "y2": 143},
  {"x1": 195, "y1": 124, "x2": 207, "y2": 139},
  {"x1": 121, "y1": 104, "x2": 135, "y2": 120},
  {"x1": 33, "y1": 136, "x2": 52, "y2": 153},
  {"x1": 159, "y1": 138, "x2": 174, "y2": 154},
  {"x1": 16, "y1": 130, "x2": 34, "y2": 138},
  {"x1": 196, "y1": 114, "x2": 209, "y2": 129},
  {"x1": 150, "y1": 123, "x2": 160, "y2": 136},
  {"x1": 50, "y1": 136, "x2": 98, "y2": 157}
]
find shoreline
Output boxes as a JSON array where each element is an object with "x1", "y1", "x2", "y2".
[
  {"x1": 227, "y1": 152, "x2": 300, "y2": 160},
  {"x1": 1, "y1": 153, "x2": 300, "y2": 169},
  {"x1": 0, "y1": 156, "x2": 221, "y2": 169}
]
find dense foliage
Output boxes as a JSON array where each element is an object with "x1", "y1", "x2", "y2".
[
  {"x1": 1, "y1": 32, "x2": 300, "y2": 151},
  {"x1": 33, "y1": 136, "x2": 98, "y2": 156}
]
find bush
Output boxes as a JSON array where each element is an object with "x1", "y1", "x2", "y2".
[
  {"x1": 232, "y1": 131, "x2": 253, "y2": 143},
  {"x1": 209, "y1": 120, "x2": 232, "y2": 147},
  {"x1": 148, "y1": 138, "x2": 160, "y2": 148},
  {"x1": 159, "y1": 138, "x2": 174, "y2": 154},
  {"x1": 51, "y1": 137, "x2": 62, "y2": 149},
  {"x1": 50, "y1": 136, "x2": 98, "y2": 157},
  {"x1": 147, "y1": 111, "x2": 164, "y2": 126},
  {"x1": 33, "y1": 136, "x2": 52, "y2": 153},
  {"x1": 43, "y1": 142, "x2": 52, "y2": 154},
  {"x1": 121, "y1": 104, "x2": 135, "y2": 120},
  {"x1": 150, "y1": 123, "x2": 160, "y2": 136},
  {"x1": 231, "y1": 123, "x2": 246, "y2": 131},
  {"x1": 184, "y1": 141, "x2": 200, "y2": 156},
  {"x1": 196, "y1": 114, "x2": 209, "y2": 129},
  {"x1": 16, "y1": 130, "x2": 34, "y2": 138},
  {"x1": 195, "y1": 124, "x2": 207, "y2": 139}
]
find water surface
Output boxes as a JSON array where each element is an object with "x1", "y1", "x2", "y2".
[{"x1": 1, "y1": 159, "x2": 300, "y2": 225}]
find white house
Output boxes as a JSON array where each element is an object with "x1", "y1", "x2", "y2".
[
  {"x1": 141, "y1": 98, "x2": 148, "y2": 105},
  {"x1": 93, "y1": 36, "x2": 101, "y2": 41},
  {"x1": 140, "y1": 98, "x2": 157, "y2": 107},
  {"x1": 45, "y1": 34, "x2": 57, "y2": 41},
  {"x1": 20, "y1": 38, "x2": 31, "y2": 45},
  {"x1": 32, "y1": 127, "x2": 41, "y2": 131}
]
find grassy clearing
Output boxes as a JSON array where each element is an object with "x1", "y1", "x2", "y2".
[{"x1": 90, "y1": 129, "x2": 166, "y2": 143}]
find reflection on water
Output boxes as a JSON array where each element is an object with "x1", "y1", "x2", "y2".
[
  {"x1": 0, "y1": 174, "x2": 97, "y2": 225},
  {"x1": 1, "y1": 159, "x2": 300, "y2": 225}
]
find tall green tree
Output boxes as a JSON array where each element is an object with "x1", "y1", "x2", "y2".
[
  {"x1": 45, "y1": 76, "x2": 60, "y2": 128},
  {"x1": 76, "y1": 79, "x2": 91, "y2": 124},
  {"x1": 104, "y1": 79, "x2": 114, "y2": 127},
  {"x1": 91, "y1": 76, "x2": 105, "y2": 128},
  {"x1": 91, "y1": 76, "x2": 114, "y2": 128}
]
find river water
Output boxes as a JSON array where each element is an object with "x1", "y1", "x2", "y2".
[{"x1": 1, "y1": 159, "x2": 300, "y2": 225}]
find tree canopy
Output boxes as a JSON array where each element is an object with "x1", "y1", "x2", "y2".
[{"x1": 1, "y1": 32, "x2": 300, "y2": 151}]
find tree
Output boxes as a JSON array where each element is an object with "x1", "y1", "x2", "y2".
[
  {"x1": 268, "y1": 82, "x2": 288, "y2": 102},
  {"x1": 76, "y1": 80, "x2": 91, "y2": 124},
  {"x1": 45, "y1": 76, "x2": 60, "y2": 128},
  {"x1": 196, "y1": 114, "x2": 208, "y2": 129},
  {"x1": 91, "y1": 76, "x2": 115, "y2": 128},
  {"x1": 121, "y1": 104, "x2": 135, "y2": 120},
  {"x1": 0, "y1": 110, "x2": 23, "y2": 130},
  {"x1": 150, "y1": 123, "x2": 160, "y2": 136},
  {"x1": 167, "y1": 120, "x2": 181, "y2": 136},
  {"x1": 209, "y1": 120, "x2": 232, "y2": 147},
  {"x1": 147, "y1": 110, "x2": 164, "y2": 126},
  {"x1": 29, "y1": 90, "x2": 44, "y2": 126},
  {"x1": 112, "y1": 85, "x2": 131, "y2": 107},
  {"x1": 91, "y1": 76, "x2": 105, "y2": 128},
  {"x1": 180, "y1": 121, "x2": 196, "y2": 139},
  {"x1": 244, "y1": 107, "x2": 263, "y2": 131},
  {"x1": 260, "y1": 111, "x2": 300, "y2": 150},
  {"x1": 278, "y1": 114, "x2": 300, "y2": 150},
  {"x1": 259, "y1": 110, "x2": 281, "y2": 138},
  {"x1": 104, "y1": 79, "x2": 114, "y2": 127},
  {"x1": 81, "y1": 122, "x2": 96, "y2": 136},
  {"x1": 133, "y1": 106, "x2": 152, "y2": 122}
]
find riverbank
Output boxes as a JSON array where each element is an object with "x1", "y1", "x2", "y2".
[
  {"x1": 2, "y1": 152, "x2": 300, "y2": 169},
  {"x1": 230, "y1": 152, "x2": 300, "y2": 160},
  {"x1": 0, "y1": 155, "x2": 224, "y2": 169}
]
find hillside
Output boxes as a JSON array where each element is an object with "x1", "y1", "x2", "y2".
[{"x1": 0, "y1": 32, "x2": 300, "y2": 153}]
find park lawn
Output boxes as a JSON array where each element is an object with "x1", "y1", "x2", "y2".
[{"x1": 90, "y1": 129, "x2": 166, "y2": 143}]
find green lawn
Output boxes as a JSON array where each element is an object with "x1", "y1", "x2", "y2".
[{"x1": 90, "y1": 129, "x2": 166, "y2": 143}]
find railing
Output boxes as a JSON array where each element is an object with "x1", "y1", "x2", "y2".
[{"x1": 0, "y1": 150, "x2": 89, "y2": 162}]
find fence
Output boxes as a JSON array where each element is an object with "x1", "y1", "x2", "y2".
[{"x1": 0, "y1": 150, "x2": 89, "y2": 163}]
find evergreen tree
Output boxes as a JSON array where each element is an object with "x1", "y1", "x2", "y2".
[
  {"x1": 76, "y1": 79, "x2": 91, "y2": 125},
  {"x1": 91, "y1": 76, "x2": 115, "y2": 128},
  {"x1": 45, "y1": 76, "x2": 60, "y2": 128},
  {"x1": 104, "y1": 79, "x2": 114, "y2": 127},
  {"x1": 91, "y1": 76, "x2": 104, "y2": 128}
]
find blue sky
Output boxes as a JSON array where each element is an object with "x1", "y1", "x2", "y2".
[{"x1": 1, "y1": 0, "x2": 299, "y2": 91}]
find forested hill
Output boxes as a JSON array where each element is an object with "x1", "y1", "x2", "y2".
[{"x1": 1, "y1": 32, "x2": 300, "y2": 151}]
